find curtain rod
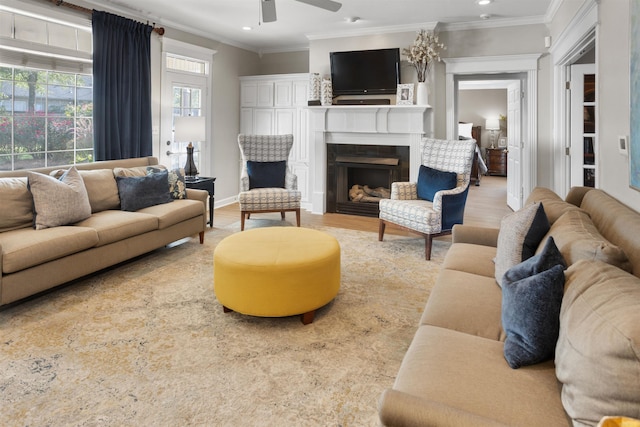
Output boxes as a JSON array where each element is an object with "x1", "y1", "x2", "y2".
[{"x1": 46, "y1": 0, "x2": 165, "y2": 35}]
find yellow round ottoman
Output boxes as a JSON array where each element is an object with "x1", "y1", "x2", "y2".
[{"x1": 213, "y1": 227, "x2": 341, "y2": 324}]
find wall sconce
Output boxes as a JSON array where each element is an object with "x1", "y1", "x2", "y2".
[
  {"x1": 174, "y1": 116, "x2": 206, "y2": 179},
  {"x1": 485, "y1": 118, "x2": 500, "y2": 148}
]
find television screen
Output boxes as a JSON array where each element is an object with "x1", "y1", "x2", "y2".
[{"x1": 330, "y1": 48, "x2": 400, "y2": 96}]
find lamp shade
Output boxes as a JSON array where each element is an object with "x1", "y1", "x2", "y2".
[
  {"x1": 174, "y1": 116, "x2": 205, "y2": 142},
  {"x1": 485, "y1": 118, "x2": 500, "y2": 130}
]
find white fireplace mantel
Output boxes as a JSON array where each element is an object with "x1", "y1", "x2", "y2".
[{"x1": 307, "y1": 105, "x2": 433, "y2": 214}]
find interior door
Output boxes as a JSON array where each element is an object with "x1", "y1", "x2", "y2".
[
  {"x1": 570, "y1": 64, "x2": 596, "y2": 187},
  {"x1": 506, "y1": 80, "x2": 522, "y2": 210}
]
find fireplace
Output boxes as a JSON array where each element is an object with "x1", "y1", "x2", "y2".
[{"x1": 326, "y1": 144, "x2": 410, "y2": 217}]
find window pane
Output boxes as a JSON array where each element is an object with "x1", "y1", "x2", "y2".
[
  {"x1": 0, "y1": 12, "x2": 12, "y2": 38},
  {"x1": 15, "y1": 152, "x2": 45, "y2": 170},
  {"x1": 0, "y1": 116, "x2": 11, "y2": 154},
  {"x1": 48, "y1": 22, "x2": 77, "y2": 50},
  {"x1": 0, "y1": 155, "x2": 11, "y2": 171},
  {"x1": 15, "y1": 116, "x2": 45, "y2": 151},
  {"x1": 77, "y1": 29, "x2": 92, "y2": 53},
  {"x1": 48, "y1": 117, "x2": 74, "y2": 150},
  {"x1": 0, "y1": 80, "x2": 12, "y2": 113},
  {"x1": 47, "y1": 151, "x2": 75, "y2": 166},
  {"x1": 47, "y1": 85, "x2": 74, "y2": 115},
  {"x1": 75, "y1": 118, "x2": 93, "y2": 148},
  {"x1": 75, "y1": 149, "x2": 93, "y2": 164},
  {"x1": 77, "y1": 75, "x2": 93, "y2": 88},
  {"x1": 77, "y1": 87, "x2": 92, "y2": 115}
]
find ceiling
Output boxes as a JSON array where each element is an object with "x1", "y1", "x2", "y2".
[{"x1": 82, "y1": 0, "x2": 555, "y2": 53}]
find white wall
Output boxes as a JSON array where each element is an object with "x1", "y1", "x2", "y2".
[{"x1": 597, "y1": 0, "x2": 640, "y2": 210}]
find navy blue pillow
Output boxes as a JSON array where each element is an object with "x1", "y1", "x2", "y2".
[
  {"x1": 247, "y1": 160, "x2": 286, "y2": 189},
  {"x1": 416, "y1": 165, "x2": 458, "y2": 201},
  {"x1": 501, "y1": 237, "x2": 566, "y2": 369},
  {"x1": 116, "y1": 170, "x2": 172, "y2": 212}
]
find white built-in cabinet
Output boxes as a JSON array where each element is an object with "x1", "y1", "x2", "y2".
[{"x1": 240, "y1": 73, "x2": 310, "y2": 207}]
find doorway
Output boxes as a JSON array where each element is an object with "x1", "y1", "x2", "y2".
[{"x1": 445, "y1": 54, "x2": 541, "y2": 211}]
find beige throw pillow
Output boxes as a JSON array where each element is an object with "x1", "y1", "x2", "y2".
[
  {"x1": 28, "y1": 166, "x2": 92, "y2": 229},
  {"x1": 556, "y1": 260, "x2": 640, "y2": 425}
]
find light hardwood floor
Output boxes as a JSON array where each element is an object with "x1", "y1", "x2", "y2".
[{"x1": 211, "y1": 176, "x2": 512, "y2": 236}]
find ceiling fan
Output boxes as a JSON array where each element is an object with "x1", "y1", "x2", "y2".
[{"x1": 261, "y1": 0, "x2": 342, "y2": 23}]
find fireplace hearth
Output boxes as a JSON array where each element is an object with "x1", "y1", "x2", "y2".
[{"x1": 326, "y1": 144, "x2": 410, "y2": 217}]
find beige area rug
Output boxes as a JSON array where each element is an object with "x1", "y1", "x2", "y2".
[{"x1": 0, "y1": 221, "x2": 450, "y2": 426}]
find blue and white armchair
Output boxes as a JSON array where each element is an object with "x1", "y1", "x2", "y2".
[
  {"x1": 378, "y1": 138, "x2": 477, "y2": 260},
  {"x1": 237, "y1": 134, "x2": 301, "y2": 231}
]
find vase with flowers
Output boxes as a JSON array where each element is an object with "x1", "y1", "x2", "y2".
[{"x1": 403, "y1": 29, "x2": 446, "y2": 105}]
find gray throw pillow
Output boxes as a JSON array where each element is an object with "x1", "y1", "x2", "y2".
[
  {"x1": 494, "y1": 202, "x2": 550, "y2": 286},
  {"x1": 27, "y1": 166, "x2": 92, "y2": 230},
  {"x1": 502, "y1": 242, "x2": 565, "y2": 369},
  {"x1": 116, "y1": 170, "x2": 172, "y2": 212}
]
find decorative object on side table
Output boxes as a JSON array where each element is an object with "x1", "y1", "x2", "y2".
[
  {"x1": 486, "y1": 118, "x2": 500, "y2": 148},
  {"x1": 173, "y1": 115, "x2": 206, "y2": 179},
  {"x1": 403, "y1": 29, "x2": 446, "y2": 106},
  {"x1": 185, "y1": 176, "x2": 215, "y2": 228},
  {"x1": 396, "y1": 83, "x2": 414, "y2": 105}
]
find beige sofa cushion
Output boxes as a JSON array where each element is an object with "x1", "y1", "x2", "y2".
[
  {"x1": 389, "y1": 326, "x2": 571, "y2": 426},
  {"x1": 556, "y1": 260, "x2": 640, "y2": 425},
  {"x1": 541, "y1": 209, "x2": 632, "y2": 272},
  {"x1": 0, "y1": 226, "x2": 99, "y2": 273},
  {"x1": 51, "y1": 168, "x2": 120, "y2": 213},
  {"x1": 442, "y1": 243, "x2": 497, "y2": 278},
  {"x1": 0, "y1": 177, "x2": 33, "y2": 232},
  {"x1": 112, "y1": 165, "x2": 149, "y2": 177},
  {"x1": 525, "y1": 187, "x2": 583, "y2": 224},
  {"x1": 74, "y1": 210, "x2": 158, "y2": 246},
  {"x1": 420, "y1": 269, "x2": 505, "y2": 341},
  {"x1": 137, "y1": 199, "x2": 204, "y2": 230}
]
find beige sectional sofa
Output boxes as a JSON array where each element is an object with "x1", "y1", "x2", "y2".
[
  {"x1": 379, "y1": 187, "x2": 640, "y2": 426},
  {"x1": 0, "y1": 157, "x2": 208, "y2": 307}
]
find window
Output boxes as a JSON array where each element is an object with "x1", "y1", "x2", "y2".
[
  {"x1": 0, "y1": 67, "x2": 93, "y2": 170},
  {"x1": 0, "y1": 2, "x2": 92, "y2": 171}
]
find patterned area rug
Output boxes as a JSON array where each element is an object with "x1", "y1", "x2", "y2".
[{"x1": 0, "y1": 222, "x2": 449, "y2": 426}]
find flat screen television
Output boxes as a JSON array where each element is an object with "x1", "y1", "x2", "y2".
[{"x1": 330, "y1": 48, "x2": 400, "y2": 96}]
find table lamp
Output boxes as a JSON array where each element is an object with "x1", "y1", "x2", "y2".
[
  {"x1": 174, "y1": 116, "x2": 205, "y2": 179},
  {"x1": 485, "y1": 118, "x2": 500, "y2": 148}
]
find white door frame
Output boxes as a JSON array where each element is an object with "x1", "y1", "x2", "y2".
[
  {"x1": 549, "y1": 0, "x2": 598, "y2": 198},
  {"x1": 160, "y1": 38, "x2": 216, "y2": 176},
  {"x1": 444, "y1": 54, "x2": 541, "y2": 203}
]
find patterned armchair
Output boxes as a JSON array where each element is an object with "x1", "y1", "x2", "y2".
[
  {"x1": 378, "y1": 138, "x2": 477, "y2": 260},
  {"x1": 237, "y1": 134, "x2": 301, "y2": 231}
]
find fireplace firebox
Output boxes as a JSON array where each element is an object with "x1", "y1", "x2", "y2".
[{"x1": 326, "y1": 144, "x2": 410, "y2": 217}]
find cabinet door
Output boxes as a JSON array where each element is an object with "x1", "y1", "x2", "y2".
[
  {"x1": 295, "y1": 107, "x2": 309, "y2": 163},
  {"x1": 240, "y1": 108, "x2": 254, "y2": 134},
  {"x1": 253, "y1": 109, "x2": 274, "y2": 135},
  {"x1": 240, "y1": 82, "x2": 257, "y2": 107},
  {"x1": 274, "y1": 81, "x2": 293, "y2": 107},
  {"x1": 256, "y1": 82, "x2": 274, "y2": 107},
  {"x1": 292, "y1": 80, "x2": 309, "y2": 107}
]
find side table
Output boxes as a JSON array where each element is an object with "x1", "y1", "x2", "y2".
[{"x1": 186, "y1": 177, "x2": 216, "y2": 228}]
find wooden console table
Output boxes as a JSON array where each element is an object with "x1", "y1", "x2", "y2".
[{"x1": 486, "y1": 148, "x2": 507, "y2": 176}]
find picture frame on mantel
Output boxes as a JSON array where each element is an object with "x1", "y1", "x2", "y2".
[
  {"x1": 630, "y1": 0, "x2": 640, "y2": 191},
  {"x1": 396, "y1": 84, "x2": 414, "y2": 105}
]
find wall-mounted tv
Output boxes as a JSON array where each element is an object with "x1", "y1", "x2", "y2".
[{"x1": 330, "y1": 48, "x2": 400, "y2": 96}]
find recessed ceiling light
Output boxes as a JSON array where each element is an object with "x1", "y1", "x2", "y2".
[
  {"x1": 242, "y1": 26, "x2": 252, "y2": 31},
  {"x1": 346, "y1": 16, "x2": 360, "y2": 23},
  {"x1": 477, "y1": 0, "x2": 492, "y2": 5},
  {"x1": 480, "y1": 13, "x2": 491, "y2": 19}
]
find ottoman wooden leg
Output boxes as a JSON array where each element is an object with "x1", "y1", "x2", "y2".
[{"x1": 301, "y1": 310, "x2": 316, "y2": 325}]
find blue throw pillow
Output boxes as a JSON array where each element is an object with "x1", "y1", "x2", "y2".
[
  {"x1": 247, "y1": 160, "x2": 286, "y2": 189},
  {"x1": 416, "y1": 165, "x2": 458, "y2": 202},
  {"x1": 116, "y1": 170, "x2": 172, "y2": 212},
  {"x1": 501, "y1": 237, "x2": 566, "y2": 369}
]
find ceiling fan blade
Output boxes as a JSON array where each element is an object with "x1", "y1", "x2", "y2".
[
  {"x1": 295, "y1": 0, "x2": 342, "y2": 12},
  {"x1": 261, "y1": 0, "x2": 277, "y2": 23}
]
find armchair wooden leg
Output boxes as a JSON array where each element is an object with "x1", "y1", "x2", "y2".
[
  {"x1": 240, "y1": 212, "x2": 246, "y2": 231},
  {"x1": 295, "y1": 209, "x2": 301, "y2": 227},
  {"x1": 425, "y1": 235, "x2": 433, "y2": 261},
  {"x1": 378, "y1": 219, "x2": 386, "y2": 241},
  {"x1": 281, "y1": 211, "x2": 286, "y2": 219}
]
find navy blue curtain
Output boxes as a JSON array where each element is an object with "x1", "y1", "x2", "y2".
[{"x1": 92, "y1": 11, "x2": 153, "y2": 160}]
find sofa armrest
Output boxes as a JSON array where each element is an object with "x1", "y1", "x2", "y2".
[
  {"x1": 378, "y1": 389, "x2": 510, "y2": 427},
  {"x1": 186, "y1": 188, "x2": 208, "y2": 204},
  {"x1": 452, "y1": 224, "x2": 499, "y2": 247}
]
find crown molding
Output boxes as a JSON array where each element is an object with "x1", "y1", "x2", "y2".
[
  {"x1": 440, "y1": 15, "x2": 546, "y2": 32},
  {"x1": 306, "y1": 21, "x2": 439, "y2": 41}
]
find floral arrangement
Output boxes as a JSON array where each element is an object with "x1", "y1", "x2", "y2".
[{"x1": 402, "y1": 30, "x2": 446, "y2": 82}]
